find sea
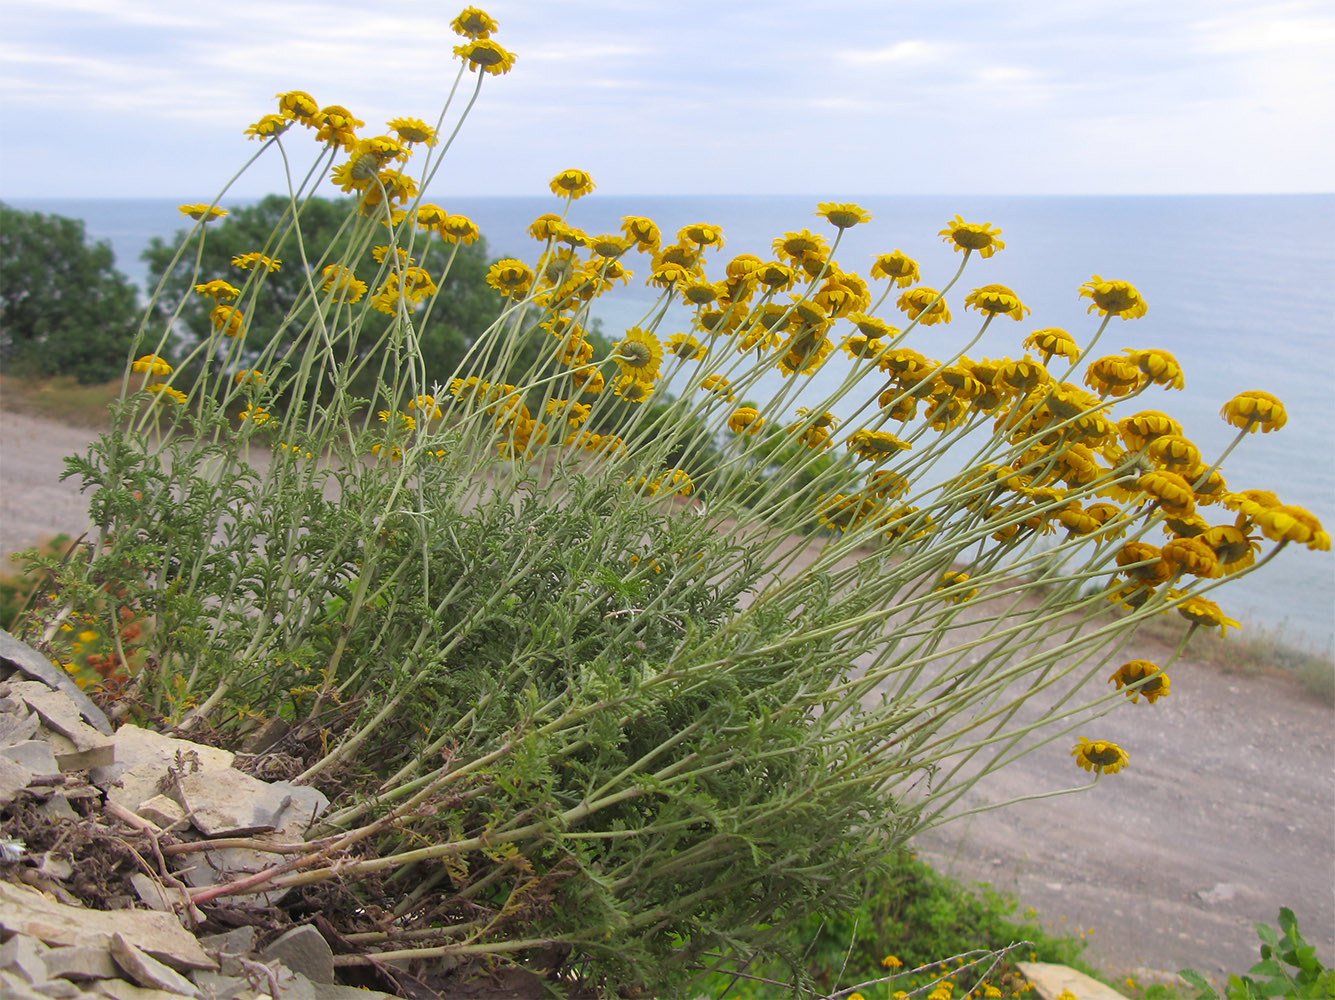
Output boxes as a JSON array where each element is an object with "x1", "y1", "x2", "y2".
[{"x1": 7, "y1": 194, "x2": 1334, "y2": 650}]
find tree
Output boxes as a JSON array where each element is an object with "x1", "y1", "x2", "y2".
[{"x1": 0, "y1": 202, "x2": 143, "y2": 383}]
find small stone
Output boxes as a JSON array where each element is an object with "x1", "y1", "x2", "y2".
[
  {"x1": 0, "y1": 933, "x2": 49, "y2": 983},
  {"x1": 269, "y1": 782, "x2": 330, "y2": 836},
  {"x1": 11, "y1": 683, "x2": 115, "y2": 763},
  {"x1": 1197, "y1": 882, "x2": 1240, "y2": 904},
  {"x1": 0, "y1": 755, "x2": 33, "y2": 805},
  {"x1": 175, "y1": 769, "x2": 283, "y2": 836},
  {"x1": 93, "y1": 979, "x2": 200, "y2": 1000},
  {"x1": 197, "y1": 927, "x2": 256, "y2": 977},
  {"x1": 41, "y1": 945, "x2": 118, "y2": 981},
  {"x1": 89, "y1": 724, "x2": 233, "y2": 794},
  {"x1": 190, "y1": 969, "x2": 249, "y2": 999},
  {"x1": 0, "y1": 704, "x2": 40, "y2": 745},
  {"x1": 0, "y1": 740, "x2": 59, "y2": 776},
  {"x1": 109, "y1": 934, "x2": 201, "y2": 998},
  {"x1": 0, "y1": 968, "x2": 50, "y2": 1000},
  {"x1": 171, "y1": 837, "x2": 295, "y2": 909},
  {"x1": 129, "y1": 873, "x2": 203, "y2": 927},
  {"x1": 42, "y1": 729, "x2": 114, "y2": 772},
  {"x1": 261, "y1": 926, "x2": 333, "y2": 984},
  {"x1": 37, "y1": 792, "x2": 78, "y2": 822},
  {"x1": 32, "y1": 977, "x2": 83, "y2": 998},
  {"x1": 136, "y1": 795, "x2": 187, "y2": 828}
]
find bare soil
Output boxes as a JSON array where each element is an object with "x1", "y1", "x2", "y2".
[{"x1": 2, "y1": 407, "x2": 1331, "y2": 980}]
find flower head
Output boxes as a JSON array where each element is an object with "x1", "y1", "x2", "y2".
[
  {"x1": 454, "y1": 38, "x2": 516, "y2": 75},
  {"x1": 440, "y1": 215, "x2": 481, "y2": 244},
  {"x1": 179, "y1": 204, "x2": 227, "y2": 222},
  {"x1": 870, "y1": 250, "x2": 920, "y2": 287},
  {"x1": 728, "y1": 406, "x2": 763, "y2": 434},
  {"x1": 1079, "y1": 275, "x2": 1147, "y2": 320},
  {"x1": 679, "y1": 222, "x2": 725, "y2": 249},
  {"x1": 451, "y1": 6, "x2": 499, "y2": 38},
  {"x1": 666, "y1": 333, "x2": 707, "y2": 361},
  {"x1": 1129, "y1": 348, "x2": 1184, "y2": 389},
  {"x1": 1025, "y1": 328, "x2": 1079, "y2": 364},
  {"x1": 1109, "y1": 660, "x2": 1170, "y2": 704},
  {"x1": 195, "y1": 279, "x2": 240, "y2": 300},
  {"x1": 1220, "y1": 390, "x2": 1286, "y2": 433},
  {"x1": 700, "y1": 375, "x2": 735, "y2": 402},
  {"x1": 612, "y1": 374, "x2": 655, "y2": 404},
  {"x1": 940, "y1": 215, "x2": 1004, "y2": 257},
  {"x1": 897, "y1": 287, "x2": 951, "y2": 326},
  {"x1": 145, "y1": 384, "x2": 187, "y2": 405},
  {"x1": 210, "y1": 304, "x2": 245, "y2": 337},
  {"x1": 275, "y1": 90, "x2": 319, "y2": 124},
  {"x1": 231, "y1": 252, "x2": 281, "y2": 273},
  {"x1": 387, "y1": 117, "x2": 438, "y2": 146},
  {"x1": 612, "y1": 327, "x2": 664, "y2": 381},
  {"x1": 1071, "y1": 737, "x2": 1128, "y2": 775},
  {"x1": 1253, "y1": 505, "x2": 1330, "y2": 551},
  {"x1": 486, "y1": 259, "x2": 534, "y2": 298},
  {"x1": 245, "y1": 115, "x2": 290, "y2": 140},
  {"x1": 1177, "y1": 595, "x2": 1241, "y2": 635},
  {"x1": 817, "y1": 202, "x2": 872, "y2": 229},
  {"x1": 131, "y1": 354, "x2": 172, "y2": 376},
  {"x1": 964, "y1": 284, "x2": 1030, "y2": 321},
  {"x1": 621, "y1": 216, "x2": 661, "y2": 251},
  {"x1": 549, "y1": 168, "x2": 596, "y2": 199}
]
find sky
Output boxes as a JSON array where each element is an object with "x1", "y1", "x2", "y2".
[{"x1": 1, "y1": 0, "x2": 1333, "y2": 198}]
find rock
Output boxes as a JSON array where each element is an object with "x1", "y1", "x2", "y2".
[
  {"x1": 1197, "y1": 881, "x2": 1240, "y2": 904},
  {"x1": 0, "y1": 932, "x2": 49, "y2": 983},
  {"x1": 37, "y1": 792, "x2": 79, "y2": 822},
  {"x1": 0, "y1": 881, "x2": 216, "y2": 971},
  {"x1": 40, "y1": 945, "x2": 118, "y2": 981},
  {"x1": 1, "y1": 968, "x2": 51, "y2": 1000},
  {"x1": 0, "y1": 740, "x2": 59, "y2": 776},
  {"x1": 270, "y1": 782, "x2": 330, "y2": 836},
  {"x1": 92, "y1": 979, "x2": 199, "y2": 1000},
  {"x1": 261, "y1": 926, "x2": 334, "y2": 984},
  {"x1": 0, "y1": 754, "x2": 33, "y2": 805},
  {"x1": 129, "y1": 873, "x2": 204, "y2": 926},
  {"x1": 0, "y1": 629, "x2": 112, "y2": 734},
  {"x1": 91, "y1": 724, "x2": 233, "y2": 801},
  {"x1": 0, "y1": 703, "x2": 40, "y2": 745},
  {"x1": 190, "y1": 969, "x2": 249, "y2": 999},
  {"x1": 10, "y1": 682, "x2": 116, "y2": 769},
  {"x1": 136, "y1": 794, "x2": 187, "y2": 828},
  {"x1": 174, "y1": 769, "x2": 283, "y2": 836},
  {"x1": 197, "y1": 927, "x2": 256, "y2": 976},
  {"x1": 41, "y1": 729, "x2": 114, "y2": 771},
  {"x1": 33, "y1": 976, "x2": 83, "y2": 998},
  {"x1": 171, "y1": 835, "x2": 297, "y2": 908},
  {"x1": 109, "y1": 934, "x2": 202, "y2": 998},
  {"x1": 1017, "y1": 962, "x2": 1132, "y2": 1000}
]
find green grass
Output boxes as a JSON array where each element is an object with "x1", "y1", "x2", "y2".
[{"x1": 0, "y1": 374, "x2": 121, "y2": 427}]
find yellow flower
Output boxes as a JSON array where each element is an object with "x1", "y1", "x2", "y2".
[
  {"x1": 573, "y1": 368, "x2": 606, "y2": 395},
  {"x1": 451, "y1": 6, "x2": 499, "y2": 38},
  {"x1": 620, "y1": 216, "x2": 661, "y2": 251},
  {"x1": 194, "y1": 279, "x2": 240, "y2": 300},
  {"x1": 1138, "y1": 470, "x2": 1195, "y2": 513},
  {"x1": 238, "y1": 405, "x2": 269, "y2": 426},
  {"x1": 1201, "y1": 524, "x2": 1261, "y2": 573},
  {"x1": 441, "y1": 215, "x2": 481, "y2": 245},
  {"x1": 549, "y1": 168, "x2": 595, "y2": 199},
  {"x1": 1177, "y1": 595, "x2": 1241, "y2": 635},
  {"x1": 679, "y1": 222, "x2": 725, "y2": 249},
  {"x1": 407, "y1": 394, "x2": 442, "y2": 420},
  {"x1": 1024, "y1": 327, "x2": 1079, "y2": 364},
  {"x1": 1084, "y1": 354, "x2": 1144, "y2": 396},
  {"x1": 1071, "y1": 737, "x2": 1128, "y2": 775},
  {"x1": 377, "y1": 409, "x2": 416, "y2": 432},
  {"x1": 964, "y1": 284, "x2": 1030, "y2": 321},
  {"x1": 275, "y1": 90, "x2": 319, "y2": 124},
  {"x1": 934, "y1": 571, "x2": 977, "y2": 603},
  {"x1": 146, "y1": 384, "x2": 187, "y2": 404},
  {"x1": 1079, "y1": 275, "x2": 1147, "y2": 320},
  {"x1": 245, "y1": 114, "x2": 290, "y2": 140},
  {"x1": 1058, "y1": 991, "x2": 1079, "y2": 1000},
  {"x1": 485, "y1": 259, "x2": 534, "y2": 298},
  {"x1": 654, "y1": 469, "x2": 694, "y2": 496},
  {"x1": 1128, "y1": 347, "x2": 1184, "y2": 389},
  {"x1": 870, "y1": 250, "x2": 920, "y2": 287},
  {"x1": 1146, "y1": 434, "x2": 1200, "y2": 471},
  {"x1": 321, "y1": 265, "x2": 368, "y2": 304},
  {"x1": 1118, "y1": 410, "x2": 1182, "y2": 451},
  {"x1": 728, "y1": 407, "x2": 763, "y2": 434},
  {"x1": 314, "y1": 105, "x2": 364, "y2": 149},
  {"x1": 179, "y1": 203, "x2": 227, "y2": 222},
  {"x1": 880, "y1": 954, "x2": 903, "y2": 970},
  {"x1": 387, "y1": 116, "x2": 438, "y2": 146},
  {"x1": 233, "y1": 369, "x2": 265, "y2": 388},
  {"x1": 131, "y1": 354, "x2": 172, "y2": 376},
  {"x1": 1253, "y1": 504, "x2": 1330, "y2": 551},
  {"x1": 612, "y1": 328, "x2": 664, "y2": 381},
  {"x1": 666, "y1": 333, "x2": 707, "y2": 361},
  {"x1": 231, "y1": 252, "x2": 281, "y2": 272},
  {"x1": 846, "y1": 429, "x2": 910, "y2": 462},
  {"x1": 897, "y1": 287, "x2": 951, "y2": 326},
  {"x1": 210, "y1": 304, "x2": 246, "y2": 338},
  {"x1": 817, "y1": 202, "x2": 872, "y2": 229},
  {"x1": 612, "y1": 375, "x2": 655, "y2": 404},
  {"x1": 1220, "y1": 390, "x2": 1286, "y2": 433},
  {"x1": 1109, "y1": 660, "x2": 1169, "y2": 704},
  {"x1": 940, "y1": 215, "x2": 1005, "y2": 257},
  {"x1": 454, "y1": 38, "x2": 516, "y2": 75},
  {"x1": 700, "y1": 375, "x2": 735, "y2": 402}
]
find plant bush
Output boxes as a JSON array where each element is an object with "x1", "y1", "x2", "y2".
[{"x1": 16, "y1": 9, "x2": 1329, "y2": 994}]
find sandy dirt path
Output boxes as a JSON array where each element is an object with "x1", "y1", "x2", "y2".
[{"x1": 2, "y1": 407, "x2": 1332, "y2": 979}]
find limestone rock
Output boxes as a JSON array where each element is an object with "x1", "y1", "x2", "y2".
[
  {"x1": 136, "y1": 794, "x2": 187, "y2": 828},
  {"x1": 175, "y1": 769, "x2": 284, "y2": 836},
  {"x1": 109, "y1": 934, "x2": 201, "y2": 998},
  {"x1": 0, "y1": 932, "x2": 49, "y2": 983},
  {"x1": 1017, "y1": 963, "x2": 1131, "y2": 1000},
  {"x1": 93, "y1": 979, "x2": 200, "y2": 1000},
  {"x1": 42, "y1": 729, "x2": 114, "y2": 771},
  {"x1": 89, "y1": 724, "x2": 233, "y2": 797},
  {"x1": 1, "y1": 740, "x2": 60, "y2": 776},
  {"x1": 0, "y1": 702, "x2": 40, "y2": 745},
  {"x1": 170, "y1": 834, "x2": 297, "y2": 908},
  {"x1": 40, "y1": 944, "x2": 118, "y2": 981},
  {"x1": 0, "y1": 881, "x2": 216, "y2": 971},
  {"x1": 0, "y1": 629, "x2": 112, "y2": 734},
  {"x1": 0, "y1": 754, "x2": 33, "y2": 805},
  {"x1": 10, "y1": 682, "x2": 115, "y2": 769},
  {"x1": 261, "y1": 926, "x2": 334, "y2": 984}
]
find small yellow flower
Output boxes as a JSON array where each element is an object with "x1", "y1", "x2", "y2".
[
  {"x1": 1252, "y1": 504, "x2": 1330, "y2": 551},
  {"x1": 964, "y1": 284, "x2": 1030, "y2": 321},
  {"x1": 817, "y1": 202, "x2": 872, "y2": 229},
  {"x1": 238, "y1": 405, "x2": 269, "y2": 426},
  {"x1": 245, "y1": 114, "x2": 290, "y2": 140},
  {"x1": 1177, "y1": 595, "x2": 1241, "y2": 635},
  {"x1": 679, "y1": 222, "x2": 725, "y2": 248},
  {"x1": 407, "y1": 395, "x2": 443, "y2": 420},
  {"x1": 666, "y1": 333, "x2": 707, "y2": 361},
  {"x1": 1109, "y1": 660, "x2": 1170, "y2": 704},
  {"x1": 145, "y1": 384, "x2": 187, "y2": 404},
  {"x1": 1058, "y1": 991, "x2": 1079, "y2": 1000},
  {"x1": 940, "y1": 215, "x2": 1005, "y2": 257},
  {"x1": 1071, "y1": 737, "x2": 1128, "y2": 775},
  {"x1": 179, "y1": 203, "x2": 227, "y2": 222},
  {"x1": 897, "y1": 287, "x2": 951, "y2": 326},
  {"x1": 314, "y1": 105, "x2": 364, "y2": 148},
  {"x1": 454, "y1": 38, "x2": 516, "y2": 75},
  {"x1": 620, "y1": 216, "x2": 661, "y2": 251},
  {"x1": 1079, "y1": 275, "x2": 1147, "y2": 320},
  {"x1": 846, "y1": 428, "x2": 910, "y2": 462},
  {"x1": 1024, "y1": 327, "x2": 1079, "y2": 364},
  {"x1": 881, "y1": 954, "x2": 903, "y2": 969},
  {"x1": 870, "y1": 250, "x2": 920, "y2": 287},
  {"x1": 131, "y1": 354, "x2": 172, "y2": 376},
  {"x1": 934, "y1": 571, "x2": 977, "y2": 603},
  {"x1": 195, "y1": 279, "x2": 240, "y2": 300},
  {"x1": 700, "y1": 375, "x2": 735, "y2": 402},
  {"x1": 612, "y1": 374, "x2": 655, "y2": 404},
  {"x1": 728, "y1": 406, "x2": 763, "y2": 434},
  {"x1": 612, "y1": 328, "x2": 664, "y2": 380},
  {"x1": 387, "y1": 116, "x2": 438, "y2": 146},
  {"x1": 275, "y1": 90, "x2": 319, "y2": 124},
  {"x1": 233, "y1": 369, "x2": 265, "y2": 387},
  {"x1": 549, "y1": 168, "x2": 596, "y2": 200},
  {"x1": 231, "y1": 252, "x2": 281, "y2": 272},
  {"x1": 210, "y1": 304, "x2": 245, "y2": 338},
  {"x1": 321, "y1": 265, "x2": 368, "y2": 304},
  {"x1": 1128, "y1": 347, "x2": 1184, "y2": 389},
  {"x1": 441, "y1": 215, "x2": 481, "y2": 245},
  {"x1": 1220, "y1": 390, "x2": 1286, "y2": 433},
  {"x1": 485, "y1": 259, "x2": 534, "y2": 298},
  {"x1": 451, "y1": 6, "x2": 499, "y2": 38}
]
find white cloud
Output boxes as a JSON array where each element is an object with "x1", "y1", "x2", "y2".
[{"x1": 840, "y1": 40, "x2": 944, "y2": 65}]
